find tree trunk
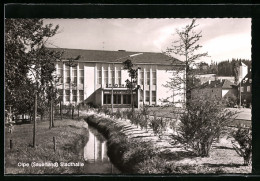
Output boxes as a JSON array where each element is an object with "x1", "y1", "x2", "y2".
[
  {"x1": 52, "y1": 100, "x2": 54, "y2": 127},
  {"x1": 60, "y1": 100, "x2": 63, "y2": 120},
  {"x1": 33, "y1": 94, "x2": 37, "y2": 148}
]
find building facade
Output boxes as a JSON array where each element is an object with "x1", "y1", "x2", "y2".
[
  {"x1": 238, "y1": 71, "x2": 252, "y2": 107},
  {"x1": 53, "y1": 48, "x2": 185, "y2": 108}
]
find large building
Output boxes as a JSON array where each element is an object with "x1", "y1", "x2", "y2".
[{"x1": 53, "y1": 48, "x2": 186, "y2": 108}]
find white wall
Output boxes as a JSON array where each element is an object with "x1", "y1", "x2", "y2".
[{"x1": 84, "y1": 64, "x2": 95, "y2": 99}]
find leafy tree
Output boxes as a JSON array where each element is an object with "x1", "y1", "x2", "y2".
[
  {"x1": 123, "y1": 59, "x2": 140, "y2": 113},
  {"x1": 5, "y1": 19, "x2": 62, "y2": 117},
  {"x1": 165, "y1": 19, "x2": 208, "y2": 104},
  {"x1": 176, "y1": 97, "x2": 237, "y2": 157},
  {"x1": 230, "y1": 126, "x2": 252, "y2": 166}
]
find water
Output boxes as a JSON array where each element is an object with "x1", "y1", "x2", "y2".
[{"x1": 83, "y1": 125, "x2": 120, "y2": 174}]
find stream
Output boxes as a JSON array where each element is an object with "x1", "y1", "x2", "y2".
[{"x1": 83, "y1": 124, "x2": 120, "y2": 174}]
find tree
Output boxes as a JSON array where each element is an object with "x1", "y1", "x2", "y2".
[
  {"x1": 176, "y1": 96, "x2": 237, "y2": 157},
  {"x1": 5, "y1": 19, "x2": 63, "y2": 147},
  {"x1": 123, "y1": 59, "x2": 140, "y2": 114},
  {"x1": 165, "y1": 19, "x2": 208, "y2": 105}
]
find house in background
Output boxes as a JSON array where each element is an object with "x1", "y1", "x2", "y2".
[
  {"x1": 191, "y1": 79, "x2": 237, "y2": 100},
  {"x1": 238, "y1": 70, "x2": 252, "y2": 107}
]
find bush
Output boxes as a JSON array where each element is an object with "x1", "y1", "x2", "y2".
[
  {"x1": 230, "y1": 126, "x2": 252, "y2": 165},
  {"x1": 177, "y1": 97, "x2": 237, "y2": 157},
  {"x1": 150, "y1": 113, "x2": 167, "y2": 138},
  {"x1": 224, "y1": 94, "x2": 237, "y2": 108}
]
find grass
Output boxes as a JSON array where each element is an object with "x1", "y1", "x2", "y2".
[
  {"x1": 5, "y1": 118, "x2": 88, "y2": 174},
  {"x1": 85, "y1": 114, "x2": 252, "y2": 174}
]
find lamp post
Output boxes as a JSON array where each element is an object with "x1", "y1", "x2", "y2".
[{"x1": 111, "y1": 53, "x2": 143, "y2": 114}]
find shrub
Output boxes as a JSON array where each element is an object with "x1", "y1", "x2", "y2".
[
  {"x1": 230, "y1": 126, "x2": 252, "y2": 166},
  {"x1": 177, "y1": 97, "x2": 237, "y2": 157},
  {"x1": 150, "y1": 113, "x2": 167, "y2": 138},
  {"x1": 224, "y1": 94, "x2": 237, "y2": 108}
]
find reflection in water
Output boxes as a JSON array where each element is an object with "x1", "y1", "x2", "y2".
[{"x1": 83, "y1": 125, "x2": 120, "y2": 174}]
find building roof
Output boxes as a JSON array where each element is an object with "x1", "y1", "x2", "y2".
[
  {"x1": 201, "y1": 79, "x2": 235, "y2": 89},
  {"x1": 241, "y1": 71, "x2": 252, "y2": 86},
  {"x1": 48, "y1": 48, "x2": 184, "y2": 65}
]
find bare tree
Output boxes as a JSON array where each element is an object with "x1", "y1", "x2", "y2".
[{"x1": 165, "y1": 19, "x2": 208, "y2": 106}]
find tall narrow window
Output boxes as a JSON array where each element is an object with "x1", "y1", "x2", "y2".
[
  {"x1": 139, "y1": 70, "x2": 144, "y2": 85},
  {"x1": 123, "y1": 95, "x2": 127, "y2": 104},
  {"x1": 57, "y1": 63, "x2": 63, "y2": 84},
  {"x1": 72, "y1": 90, "x2": 77, "y2": 102},
  {"x1": 104, "y1": 69, "x2": 108, "y2": 85},
  {"x1": 152, "y1": 91, "x2": 156, "y2": 102},
  {"x1": 145, "y1": 91, "x2": 150, "y2": 102},
  {"x1": 152, "y1": 71, "x2": 156, "y2": 85},
  {"x1": 65, "y1": 65, "x2": 70, "y2": 84},
  {"x1": 79, "y1": 63, "x2": 84, "y2": 84},
  {"x1": 58, "y1": 89, "x2": 63, "y2": 100},
  {"x1": 72, "y1": 67, "x2": 77, "y2": 85},
  {"x1": 116, "y1": 69, "x2": 121, "y2": 84},
  {"x1": 110, "y1": 68, "x2": 114, "y2": 84},
  {"x1": 65, "y1": 90, "x2": 70, "y2": 102},
  {"x1": 146, "y1": 70, "x2": 150, "y2": 85},
  {"x1": 79, "y1": 90, "x2": 84, "y2": 102},
  {"x1": 97, "y1": 66, "x2": 102, "y2": 84},
  {"x1": 139, "y1": 90, "x2": 143, "y2": 102}
]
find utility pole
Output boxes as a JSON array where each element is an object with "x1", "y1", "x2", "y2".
[{"x1": 111, "y1": 63, "x2": 114, "y2": 114}]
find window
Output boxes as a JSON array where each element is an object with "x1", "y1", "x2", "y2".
[
  {"x1": 104, "y1": 69, "x2": 108, "y2": 85},
  {"x1": 241, "y1": 87, "x2": 244, "y2": 92},
  {"x1": 103, "y1": 94, "x2": 111, "y2": 104},
  {"x1": 247, "y1": 86, "x2": 250, "y2": 92},
  {"x1": 65, "y1": 90, "x2": 70, "y2": 102},
  {"x1": 152, "y1": 71, "x2": 156, "y2": 85},
  {"x1": 57, "y1": 63, "x2": 63, "y2": 84},
  {"x1": 152, "y1": 91, "x2": 156, "y2": 102},
  {"x1": 123, "y1": 95, "x2": 127, "y2": 104},
  {"x1": 71, "y1": 67, "x2": 77, "y2": 84},
  {"x1": 139, "y1": 70, "x2": 144, "y2": 85},
  {"x1": 72, "y1": 90, "x2": 77, "y2": 102},
  {"x1": 113, "y1": 94, "x2": 121, "y2": 104},
  {"x1": 79, "y1": 90, "x2": 84, "y2": 102},
  {"x1": 65, "y1": 65, "x2": 70, "y2": 84},
  {"x1": 139, "y1": 90, "x2": 143, "y2": 102},
  {"x1": 123, "y1": 95, "x2": 131, "y2": 104},
  {"x1": 146, "y1": 70, "x2": 150, "y2": 85},
  {"x1": 110, "y1": 69, "x2": 114, "y2": 84},
  {"x1": 116, "y1": 69, "x2": 121, "y2": 84},
  {"x1": 97, "y1": 67, "x2": 102, "y2": 84},
  {"x1": 79, "y1": 70, "x2": 84, "y2": 84},
  {"x1": 127, "y1": 95, "x2": 131, "y2": 104},
  {"x1": 58, "y1": 89, "x2": 63, "y2": 100},
  {"x1": 145, "y1": 91, "x2": 150, "y2": 102}
]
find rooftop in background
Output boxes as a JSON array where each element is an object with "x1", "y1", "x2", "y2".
[
  {"x1": 48, "y1": 48, "x2": 184, "y2": 66},
  {"x1": 201, "y1": 79, "x2": 236, "y2": 89}
]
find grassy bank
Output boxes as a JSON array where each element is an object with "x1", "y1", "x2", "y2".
[
  {"x1": 85, "y1": 114, "x2": 251, "y2": 174},
  {"x1": 5, "y1": 118, "x2": 88, "y2": 174}
]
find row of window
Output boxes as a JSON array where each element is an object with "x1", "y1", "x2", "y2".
[
  {"x1": 97, "y1": 69, "x2": 121, "y2": 85},
  {"x1": 139, "y1": 70, "x2": 156, "y2": 85},
  {"x1": 139, "y1": 90, "x2": 156, "y2": 102},
  {"x1": 103, "y1": 94, "x2": 132, "y2": 105},
  {"x1": 97, "y1": 67, "x2": 156, "y2": 85},
  {"x1": 239, "y1": 86, "x2": 251, "y2": 93},
  {"x1": 58, "y1": 89, "x2": 84, "y2": 102},
  {"x1": 57, "y1": 64, "x2": 84, "y2": 84},
  {"x1": 57, "y1": 64, "x2": 157, "y2": 86}
]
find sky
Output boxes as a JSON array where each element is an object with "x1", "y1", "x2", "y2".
[{"x1": 44, "y1": 18, "x2": 251, "y2": 64}]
